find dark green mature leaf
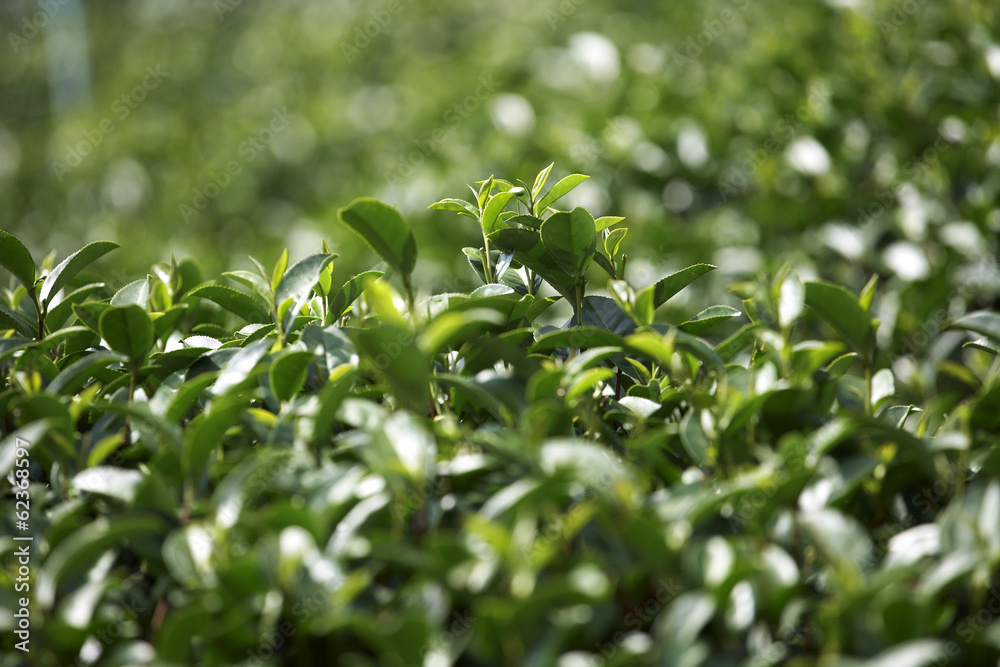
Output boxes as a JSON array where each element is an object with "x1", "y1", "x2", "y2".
[
  {"x1": 183, "y1": 394, "x2": 249, "y2": 481},
  {"x1": 275, "y1": 253, "x2": 335, "y2": 333},
  {"x1": 420, "y1": 308, "x2": 504, "y2": 356},
  {"x1": 592, "y1": 251, "x2": 617, "y2": 279},
  {"x1": 804, "y1": 281, "x2": 876, "y2": 360},
  {"x1": 269, "y1": 349, "x2": 316, "y2": 402},
  {"x1": 300, "y1": 324, "x2": 355, "y2": 378},
  {"x1": 0, "y1": 303, "x2": 35, "y2": 338},
  {"x1": 531, "y1": 326, "x2": 626, "y2": 352},
  {"x1": 716, "y1": 322, "x2": 759, "y2": 362},
  {"x1": 37, "y1": 513, "x2": 171, "y2": 607},
  {"x1": 541, "y1": 208, "x2": 597, "y2": 277},
  {"x1": 823, "y1": 352, "x2": 859, "y2": 378},
  {"x1": 679, "y1": 305, "x2": 741, "y2": 335},
  {"x1": 72, "y1": 301, "x2": 110, "y2": 336},
  {"x1": 506, "y1": 214, "x2": 544, "y2": 230},
  {"x1": 352, "y1": 323, "x2": 429, "y2": 411},
  {"x1": 164, "y1": 373, "x2": 219, "y2": 422},
  {"x1": 0, "y1": 335, "x2": 32, "y2": 363},
  {"x1": 310, "y1": 365, "x2": 356, "y2": 444},
  {"x1": 947, "y1": 311, "x2": 1000, "y2": 344},
  {"x1": 640, "y1": 263, "x2": 717, "y2": 310},
  {"x1": 99, "y1": 305, "x2": 154, "y2": 366},
  {"x1": 673, "y1": 329, "x2": 726, "y2": 370},
  {"x1": 186, "y1": 283, "x2": 268, "y2": 322},
  {"x1": 211, "y1": 339, "x2": 271, "y2": 396},
  {"x1": 971, "y1": 385, "x2": 1000, "y2": 432},
  {"x1": 338, "y1": 198, "x2": 417, "y2": 277},
  {"x1": 575, "y1": 296, "x2": 636, "y2": 335},
  {"x1": 44, "y1": 282, "x2": 104, "y2": 329},
  {"x1": 39, "y1": 240, "x2": 119, "y2": 306},
  {"x1": 489, "y1": 227, "x2": 545, "y2": 255},
  {"x1": 328, "y1": 270, "x2": 385, "y2": 322},
  {"x1": 47, "y1": 350, "x2": 126, "y2": 395},
  {"x1": 964, "y1": 337, "x2": 1000, "y2": 357},
  {"x1": 489, "y1": 227, "x2": 578, "y2": 303},
  {"x1": 0, "y1": 230, "x2": 36, "y2": 293},
  {"x1": 680, "y1": 410, "x2": 711, "y2": 465}
]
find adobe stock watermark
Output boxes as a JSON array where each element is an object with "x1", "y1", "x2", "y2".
[
  {"x1": 7, "y1": 0, "x2": 72, "y2": 54},
  {"x1": 340, "y1": 0, "x2": 410, "y2": 63},
  {"x1": 854, "y1": 132, "x2": 955, "y2": 229},
  {"x1": 747, "y1": 620, "x2": 810, "y2": 666},
  {"x1": 891, "y1": 255, "x2": 997, "y2": 362},
  {"x1": 178, "y1": 107, "x2": 295, "y2": 223},
  {"x1": 877, "y1": 0, "x2": 929, "y2": 40},
  {"x1": 546, "y1": 0, "x2": 586, "y2": 30},
  {"x1": 913, "y1": 585, "x2": 1000, "y2": 666},
  {"x1": 10, "y1": 437, "x2": 33, "y2": 653},
  {"x1": 591, "y1": 578, "x2": 684, "y2": 666},
  {"x1": 237, "y1": 574, "x2": 343, "y2": 667},
  {"x1": 214, "y1": 0, "x2": 245, "y2": 20},
  {"x1": 853, "y1": 460, "x2": 968, "y2": 573},
  {"x1": 383, "y1": 73, "x2": 500, "y2": 188},
  {"x1": 570, "y1": 117, "x2": 631, "y2": 170},
  {"x1": 393, "y1": 477, "x2": 450, "y2": 523},
  {"x1": 716, "y1": 87, "x2": 829, "y2": 202},
  {"x1": 50, "y1": 65, "x2": 169, "y2": 182},
  {"x1": 670, "y1": 0, "x2": 751, "y2": 72},
  {"x1": 404, "y1": 611, "x2": 476, "y2": 667},
  {"x1": 58, "y1": 599, "x2": 146, "y2": 666}
]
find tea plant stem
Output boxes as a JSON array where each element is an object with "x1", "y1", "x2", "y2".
[
  {"x1": 403, "y1": 275, "x2": 415, "y2": 312},
  {"x1": 481, "y1": 230, "x2": 494, "y2": 283}
]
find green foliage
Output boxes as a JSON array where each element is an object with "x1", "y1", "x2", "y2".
[{"x1": 2, "y1": 168, "x2": 1000, "y2": 666}]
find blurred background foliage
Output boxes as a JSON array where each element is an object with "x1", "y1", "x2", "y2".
[{"x1": 2, "y1": 0, "x2": 999, "y2": 364}]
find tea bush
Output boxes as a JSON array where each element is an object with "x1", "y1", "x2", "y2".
[{"x1": 1, "y1": 166, "x2": 999, "y2": 665}]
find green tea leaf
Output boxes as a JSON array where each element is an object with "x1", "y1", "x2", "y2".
[
  {"x1": 640, "y1": 263, "x2": 716, "y2": 310},
  {"x1": 111, "y1": 277, "x2": 151, "y2": 308},
  {"x1": 99, "y1": 304, "x2": 154, "y2": 366},
  {"x1": 0, "y1": 230, "x2": 36, "y2": 294},
  {"x1": 946, "y1": 310, "x2": 1000, "y2": 344},
  {"x1": 541, "y1": 207, "x2": 597, "y2": 277},
  {"x1": 271, "y1": 247, "x2": 289, "y2": 293},
  {"x1": 338, "y1": 198, "x2": 418, "y2": 278},
  {"x1": 428, "y1": 198, "x2": 479, "y2": 219},
  {"x1": 328, "y1": 270, "x2": 385, "y2": 322},
  {"x1": 804, "y1": 281, "x2": 876, "y2": 360},
  {"x1": 275, "y1": 253, "x2": 335, "y2": 333},
  {"x1": 37, "y1": 513, "x2": 171, "y2": 607},
  {"x1": 269, "y1": 349, "x2": 316, "y2": 402},
  {"x1": 0, "y1": 303, "x2": 35, "y2": 338},
  {"x1": 532, "y1": 162, "x2": 555, "y2": 199},
  {"x1": 481, "y1": 191, "x2": 516, "y2": 234},
  {"x1": 186, "y1": 283, "x2": 269, "y2": 323},
  {"x1": 39, "y1": 240, "x2": 119, "y2": 306},
  {"x1": 678, "y1": 305, "x2": 741, "y2": 336},
  {"x1": 47, "y1": 350, "x2": 126, "y2": 395},
  {"x1": 44, "y1": 282, "x2": 104, "y2": 330},
  {"x1": 535, "y1": 173, "x2": 589, "y2": 214}
]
